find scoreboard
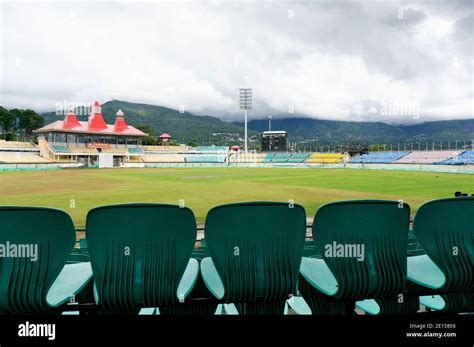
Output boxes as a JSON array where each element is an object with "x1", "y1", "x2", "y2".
[{"x1": 261, "y1": 131, "x2": 288, "y2": 152}]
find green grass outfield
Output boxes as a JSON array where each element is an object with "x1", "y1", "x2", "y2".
[{"x1": 1, "y1": 167, "x2": 472, "y2": 227}]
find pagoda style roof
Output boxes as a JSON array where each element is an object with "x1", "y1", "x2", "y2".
[
  {"x1": 34, "y1": 120, "x2": 146, "y2": 137},
  {"x1": 34, "y1": 101, "x2": 147, "y2": 137}
]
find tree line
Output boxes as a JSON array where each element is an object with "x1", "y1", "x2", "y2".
[
  {"x1": 0, "y1": 106, "x2": 44, "y2": 141},
  {"x1": 134, "y1": 124, "x2": 183, "y2": 146}
]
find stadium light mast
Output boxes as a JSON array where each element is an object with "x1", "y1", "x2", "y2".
[
  {"x1": 267, "y1": 115, "x2": 272, "y2": 131},
  {"x1": 239, "y1": 88, "x2": 252, "y2": 153}
]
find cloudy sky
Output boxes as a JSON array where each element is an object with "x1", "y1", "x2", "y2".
[{"x1": 0, "y1": 0, "x2": 472, "y2": 123}]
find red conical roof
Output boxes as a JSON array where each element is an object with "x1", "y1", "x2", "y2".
[
  {"x1": 88, "y1": 101, "x2": 107, "y2": 130},
  {"x1": 114, "y1": 109, "x2": 128, "y2": 132},
  {"x1": 88, "y1": 113, "x2": 107, "y2": 130},
  {"x1": 63, "y1": 108, "x2": 80, "y2": 128}
]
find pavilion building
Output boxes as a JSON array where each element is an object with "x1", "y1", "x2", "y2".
[{"x1": 33, "y1": 101, "x2": 147, "y2": 166}]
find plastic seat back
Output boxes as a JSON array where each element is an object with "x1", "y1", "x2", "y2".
[
  {"x1": 86, "y1": 204, "x2": 197, "y2": 308},
  {"x1": 413, "y1": 197, "x2": 473, "y2": 291},
  {"x1": 313, "y1": 200, "x2": 410, "y2": 299},
  {"x1": 205, "y1": 202, "x2": 306, "y2": 302},
  {"x1": 0, "y1": 207, "x2": 75, "y2": 313}
]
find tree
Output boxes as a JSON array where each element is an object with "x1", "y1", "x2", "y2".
[
  {"x1": 9, "y1": 108, "x2": 22, "y2": 133},
  {"x1": 2, "y1": 108, "x2": 44, "y2": 140},
  {"x1": 135, "y1": 124, "x2": 156, "y2": 145},
  {"x1": 0, "y1": 106, "x2": 15, "y2": 139},
  {"x1": 368, "y1": 144, "x2": 385, "y2": 152},
  {"x1": 28, "y1": 112, "x2": 44, "y2": 135},
  {"x1": 135, "y1": 124, "x2": 155, "y2": 136},
  {"x1": 18, "y1": 109, "x2": 31, "y2": 133},
  {"x1": 17, "y1": 109, "x2": 43, "y2": 138},
  {"x1": 23, "y1": 109, "x2": 43, "y2": 134}
]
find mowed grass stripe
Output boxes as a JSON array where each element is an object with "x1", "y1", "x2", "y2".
[{"x1": 0, "y1": 167, "x2": 472, "y2": 227}]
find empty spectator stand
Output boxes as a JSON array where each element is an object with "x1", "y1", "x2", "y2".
[
  {"x1": 437, "y1": 151, "x2": 474, "y2": 165},
  {"x1": 261, "y1": 153, "x2": 275, "y2": 163},
  {"x1": 185, "y1": 155, "x2": 226, "y2": 163},
  {"x1": 271, "y1": 153, "x2": 292, "y2": 163},
  {"x1": 128, "y1": 148, "x2": 144, "y2": 155},
  {"x1": 394, "y1": 151, "x2": 460, "y2": 164},
  {"x1": 0, "y1": 151, "x2": 52, "y2": 164},
  {"x1": 350, "y1": 151, "x2": 409, "y2": 164},
  {"x1": 195, "y1": 146, "x2": 228, "y2": 152},
  {"x1": 0, "y1": 140, "x2": 37, "y2": 151},
  {"x1": 305, "y1": 153, "x2": 345, "y2": 164},
  {"x1": 143, "y1": 154, "x2": 185, "y2": 163},
  {"x1": 287, "y1": 153, "x2": 310, "y2": 163}
]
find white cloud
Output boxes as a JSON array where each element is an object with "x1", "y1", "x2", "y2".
[{"x1": 0, "y1": 0, "x2": 472, "y2": 124}]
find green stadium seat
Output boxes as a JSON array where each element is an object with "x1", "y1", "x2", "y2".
[
  {"x1": 0, "y1": 207, "x2": 92, "y2": 313},
  {"x1": 296, "y1": 275, "x2": 355, "y2": 315},
  {"x1": 420, "y1": 292, "x2": 474, "y2": 312},
  {"x1": 408, "y1": 197, "x2": 473, "y2": 311},
  {"x1": 128, "y1": 148, "x2": 144, "y2": 154},
  {"x1": 271, "y1": 153, "x2": 291, "y2": 163},
  {"x1": 86, "y1": 203, "x2": 199, "y2": 310},
  {"x1": 300, "y1": 200, "x2": 410, "y2": 315},
  {"x1": 155, "y1": 246, "x2": 220, "y2": 316},
  {"x1": 261, "y1": 153, "x2": 275, "y2": 163},
  {"x1": 66, "y1": 248, "x2": 90, "y2": 264},
  {"x1": 79, "y1": 238, "x2": 88, "y2": 255},
  {"x1": 356, "y1": 295, "x2": 420, "y2": 315},
  {"x1": 200, "y1": 202, "x2": 306, "y2": 314},
  {"x1": 185, "y1": 155, "x2": 226, "y2": 163},
  {"x1": 407, "y1": 229, "x2": 425, "y2": 256},
  {"x1": 52, "y1": 145, "x2": 70, "y2": 153},
  {"x1": 195, "y1": 146, "x2": 228, "y2": 152},
  {"x1": 288, "y1": 153, "x2": 310, "y2": 163}
]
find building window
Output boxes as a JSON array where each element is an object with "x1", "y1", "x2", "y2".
[
  {"x1": 54, "y1": 133, "x2": 66, "y2": 143},
  {"x1": 67, "y1": 133, "x2": 77, "y2": 144},
  {"x1": 127, "y1": 137, "x2": 138, "y2": 146}
]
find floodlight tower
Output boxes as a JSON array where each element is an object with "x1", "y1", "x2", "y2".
[
  {"x1": 240, "y1": 88, "x2": 252, "y2": 153},
  {"x1": 267, "y1": 115, "x2": 272, "y2": 131}
]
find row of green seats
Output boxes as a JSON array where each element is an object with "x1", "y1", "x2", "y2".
[
  {"x1": 128, "y1": 148, "x2": 144, "y2": 154},
  {"x1": 271, "y1": 153, "x2": 292, "y2": 163},
  {"x1": 185, "y1": 155, "x2": 226, "y2": 163},
  {"x1": 287, "y1": 153, "x2": 310, "y2": 163},
  {"x1": 195, "y1": 146, "x2": 228, "y2": 152},
  {"x1": 52, "y1": 145, "x2": 70, "y2": 153},
  {"x1": 262, "y1": 153, "x2": 274, "y2": 163},
  {"x1": 0, "y1": 197, "x2": 472, "y2": 314}
]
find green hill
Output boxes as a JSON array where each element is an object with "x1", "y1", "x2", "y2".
[{"x1": 41, "y1": 100, "x2": 474, "y2": 147}]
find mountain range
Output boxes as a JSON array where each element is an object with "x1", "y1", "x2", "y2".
[
  {"x1": 243, "y1": 118, "x2": 474, "y2": 146},
  {"x1": 41, "y1": 100, "x2": 474, "y2": 147}
]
